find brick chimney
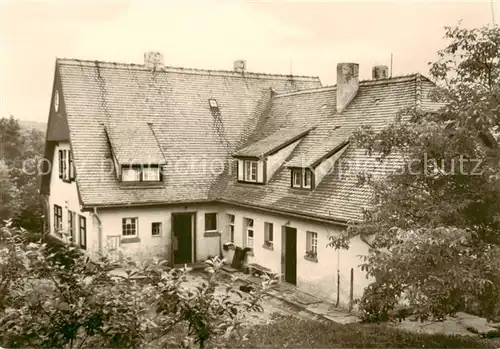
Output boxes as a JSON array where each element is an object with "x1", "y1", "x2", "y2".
[
  {"x1": 372, "y1": 65, "x2": 389, "y2": 79},
  {"x1": 144, "y1": 52, "x2": 164, "y2": 70},
  {"x1": 233, "y1": 60, "x2": 246, "y2": 73},
  {"x1": 336, "y1": 63, "x2": 359, "y2": 113}
]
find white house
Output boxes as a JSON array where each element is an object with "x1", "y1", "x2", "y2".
[{"x1": 40, "y1": 53, "x2": 441, "y2": 307}]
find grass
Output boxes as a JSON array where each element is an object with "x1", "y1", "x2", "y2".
[{"x1": 212, "y1": 314, "x2": 499, "y2": 348}]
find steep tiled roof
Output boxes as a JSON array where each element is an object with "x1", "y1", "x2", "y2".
[
  {"x1": 46, "y1": 55, "x2": 443, "y2": 223},
  {"x1": 55, "y1": 58, "x2": 321, "y2": 206},
  {"x1": 233, "y1": 125, "x2": 313, "y2": 158},
  {"x1": 104, "y1": 120, "x2": 166, "y2": 165},
  {"x1": 286, "y1": 125, "x2": 350, "y2": 168},
  {"x1": 219, "y1": 75, "x2": 439, "y2": 222}
]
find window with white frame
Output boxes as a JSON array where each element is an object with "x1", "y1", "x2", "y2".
[
  {"x1": 53, "y1": 205, "x2": 62, "y2": 231},
  {"x1": 264, "y1": 222, "x2": 273, "y2": 248},
  {"x1": 142, "y1": 166, "x2": 160, "y2": 181},
  {"x1": 227, "y1": 214, "x2": 235, "y2": 242},
  {"x1": 306, "y1": 231, "x2": 318, "y2": 257},
  {"x1": 243, "y1": 160, "x2": 258, "y2": 182},
  {"x1": 122, "y1": 217, "x2": 138, "y2": 237},
  {"x1": 244, "y1": 218, "x2": 254, "y2": 249},
  {"x1": 151, "y1": 222, "x2": 162, "y2": 236},
  {"x1": 121, "y1": 165, "x2": 162, "y2": 182},
  {"x1": 303, "y1": 170, "x2": 312, "y2": 188},
  {"x1": 291, "y1": 168, "x2": 313, "y2": 189},
  {"x1": 205, "y1": 213, "x2": 218, "y2": 232},
  {"x1": 292, "y1": 169, "x2": 302, "y2": 188},
  {"x1": 122, "y1": 167, "x2": 141, "y2": 181}
]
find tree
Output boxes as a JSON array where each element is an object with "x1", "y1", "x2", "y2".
[
  {"x1": 0, "y1": 116, "x2": 45, "y2": 231},
  {"x1": 0, "y1": 224, "x2": 273, "y2": 348},
  {"x1": 329, "y1": 24, "x2": 500, "y2": 322}
]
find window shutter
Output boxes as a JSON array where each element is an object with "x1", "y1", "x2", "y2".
[
  {"x1": 58, "y1": 150, "x2": 63, "y2": 178},
  {"x1": 69, "y1": 151, "x2": 75, "y2": 180},
  {"x1": 257, "y1": 160, "x2": 264, "y2": 183},
  {"x1": 237, "y1": 160, "x2": 244, "y2": 181}
]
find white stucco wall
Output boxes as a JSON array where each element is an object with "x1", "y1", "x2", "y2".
[
  {"x1": 219, "y1": 204, "x2": 372, "y2": 308},
  {"x1": 48, "y1": 142, "x2": 95, "y2": 251},
  {"x1": 96, "y1": 204, "x2": 223, "y2": 263},
  {"x1": 48, "y1": 144, "x2": 372, "y2": 307}
]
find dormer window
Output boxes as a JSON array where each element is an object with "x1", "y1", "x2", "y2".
[
  {"x1": 244, "y1": 160, "x2": 258, "y2": 182},
  {"x1": 236, "y1": 158, "x2": 264, "y2": 184},
  {"x1": 291, "y1": 168, "x2": 314, "y2": 190},
  {"x1": 121, "y1": 164, "x2": 162, "y2": 182}
]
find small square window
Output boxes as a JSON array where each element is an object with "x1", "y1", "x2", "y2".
[
  {"x1": 209, "y1": 99, "x2": 218, "y2": 108},
  {"x1": 122, "y1": 167, "x2": 141, "y2": 182},
  {"x1": 143, "y1": 166, "x2": 160, "y2": 181},
  {"x1": 291, "y1": 168, "x2": 313, "y2": 189},
  {"x1": 205, "y1": 213, "x2": 218, "y2": 232},
  {"x1": 122, "y1": 217, "x2": 138, "y2": 237},
  {"x1": 244, "y1": 160, "x2": 258, "y2": 182},
  {"x1": 152, "y1": 222, "x2": 162, "y2": 236}
]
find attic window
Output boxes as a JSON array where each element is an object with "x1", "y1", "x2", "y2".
[
  {"x1": 291, "y1": 168, "x2": 313, "y2": 190},
  {"x1": 209, "y1": 99, "x2": 218, "y2": 108},
  {"x1": 121, "y1": 164, "x2": 163, "y2": 182}
]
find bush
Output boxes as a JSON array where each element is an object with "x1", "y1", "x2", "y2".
[{"x1": 0, "y1": 225, "x2": 274, "y2": 348}]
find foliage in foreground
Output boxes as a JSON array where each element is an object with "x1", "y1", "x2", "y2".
[
  {"x1": 329, "y1": 24, "x2": 500, "y2": 322},
  {"x1": 214, "y1": 314, "x2": 496, "y2": 348},
  {"x1": 0, "y1": 223, "x2": 274, "y2": 348}
]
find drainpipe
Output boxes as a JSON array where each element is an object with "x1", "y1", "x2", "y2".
[
  {"x1": 91, "y1": 207, "x2": 103, "y2": 256},
  {"x1": 41, "y1": 194, "x2": 50, "y2": 242}
]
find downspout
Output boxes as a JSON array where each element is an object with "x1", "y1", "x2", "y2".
[
  {"x1": 91, "y1": 207, "x2": 103, "y2": 256},
  {"x1": 41, "y1": 194, "x2": 50, "y2": 242}
]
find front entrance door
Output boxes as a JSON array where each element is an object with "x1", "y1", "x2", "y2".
[
  {"x1": 283, "y1": 226, "x2": 297, "y2": 285},
  {"x1": 172, "y1": 213, "x2": 194, "y2": 264}
]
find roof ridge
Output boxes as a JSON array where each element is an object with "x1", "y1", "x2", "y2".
[
  {"x1": 274, "y1": 86, "x2": 337, "y2": 98},
  {"x1": 273, "y1": 73, "x2": 424, "y2": 98},
  {"x1": 56, "y1": 57, "x2": 321, "y2": 82}
]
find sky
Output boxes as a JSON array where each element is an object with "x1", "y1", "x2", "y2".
[{"x1": 0, "y1": 0, "x2": 498, "y2": 122}]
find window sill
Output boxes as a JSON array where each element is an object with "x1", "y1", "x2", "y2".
[
  {"x1": 263, "y1": 243, "x2": 274, "y2": 251},
  {"x1": 121, "y1": 237, "x2": 140, "y2": 244},
  {"x1": 289, "y1": 187, "x2": 314, "y2": 193},
  {"x1": 151, "y1": 234, "x2": 162, "y2": 238},
  {"x1": 61, "y1": 178, "x2": 73, "y2": 184},
  {"x1": 235, "y1": 181, "x2": 265, "y2": 186},
  {"x1": 203, "y1": 231, "x2": 220, "y2": 237},
  {"x1": 120, "y1": 181, "x2": 164, "y2": 189},
  {"x1": 304, "y1": 254, "x2": 318, "y2": 263}
]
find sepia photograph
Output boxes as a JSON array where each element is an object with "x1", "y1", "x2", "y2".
[{"x1": 0, "y1": 0, "x2": 499, "y2": 347}]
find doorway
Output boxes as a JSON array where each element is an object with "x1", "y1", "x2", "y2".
[
  {"x1": 282, "y1": 226, "x2": 297, "y2": 285},
  {"x1": 172, "y1": 213, "x2": 195, "y2": 264}
]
